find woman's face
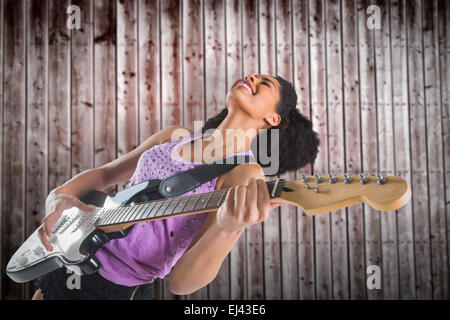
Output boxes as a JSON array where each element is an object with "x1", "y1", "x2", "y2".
[{"x1": 226, "y1": 73, "x2": 281, "y2": 127}]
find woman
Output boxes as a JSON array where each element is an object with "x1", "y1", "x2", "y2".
[{"x1": 33, "y1": 73, "x2": 319, "y2": 299}]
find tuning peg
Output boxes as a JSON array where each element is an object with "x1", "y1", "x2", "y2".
[
  {"x1": 328, "y1": 174, "x2": 337, "y2": 184},
  {"x1": 359, "y1": 173, "x2": 369, "y2": 184},
  {"x1": 343, "y1": 173, "x2": 353, "y2": 184},
  {"x1": 314, "y1": 174, "x2": 323, "y2": 183},
  {"x1": 313, "y1": 186, "x2": 319, "y2": 193},
  {"x1": 302, "y1": 173, "x2": 311, "y2": 183},
  {"x1": 304, "y1": 182, "x2": 311, "y2": 189},
  {"x1": 376, "y1": 173, "x2": 387, "y2": 185}
]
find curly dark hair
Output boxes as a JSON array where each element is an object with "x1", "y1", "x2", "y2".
[{"x1": 202, "y1": 75, "x2": 320, "y2": 176}]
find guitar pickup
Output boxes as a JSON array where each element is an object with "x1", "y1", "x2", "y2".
[{"x1": 51, "y1": 215, "x2": 69, "y2": 234}]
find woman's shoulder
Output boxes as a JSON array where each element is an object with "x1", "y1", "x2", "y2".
[
  {"x1": 216, "y1": 162, "x2": 265, "y2": 189},
  {"x1": 159, "y1": 125, "x2": 193, "y2": 144}
]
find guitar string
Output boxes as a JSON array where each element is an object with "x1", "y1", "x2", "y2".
[{"x1": 97, "y1": 180, "x2": 280, "y2": 226}]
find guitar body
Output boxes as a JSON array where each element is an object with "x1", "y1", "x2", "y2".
[{"x1": 6, "y1": 179, "x2": 164, "y2": 283}]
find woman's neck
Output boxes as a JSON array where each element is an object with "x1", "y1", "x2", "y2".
[{"x1": 194, "y1": 111, "x2": 259, "y2": 163}]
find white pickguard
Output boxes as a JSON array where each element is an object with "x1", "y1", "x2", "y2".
[{"x1": 7, "y1": 205, "x2": 103, "y2": 276}]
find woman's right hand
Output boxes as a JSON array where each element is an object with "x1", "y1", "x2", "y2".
[{"x1": 38, "y1": 190, "x2": 94, "y2": 252}]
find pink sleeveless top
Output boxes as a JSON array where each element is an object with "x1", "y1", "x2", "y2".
[{"x1": 95, "y1": 133, "x2": 253, "y2": 286}]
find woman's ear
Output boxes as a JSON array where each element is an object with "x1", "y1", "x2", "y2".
[{"x1": 264, "y1": 113, "x2": 281, "y2": 127}]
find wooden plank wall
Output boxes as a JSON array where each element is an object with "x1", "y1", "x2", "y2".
[{"x1": 0, "y1": 0, "x2": 448, "y2": 300}]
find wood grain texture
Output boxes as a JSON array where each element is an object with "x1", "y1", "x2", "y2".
[
  {"x1": 422, "y1": 0, "x2": 448, "y2": 300},
  {"x1": 94, "y1": 0, "x2": 117, "y2": 195},
  {"x1": 0, "y1": 0, "x2": 3, "y2": 298},
  {"x1": 437, "y1": 0, "x2": 450, "y2": 297},
  {"x1": 2, "y1": 0, "x2": 26, "y2": 300},
  {"x1": 406, "y1": 0, "x2": 432, "y2": 300},
  {"x1": 71, "y1": 0, "x2": 94, "y2": 178}
]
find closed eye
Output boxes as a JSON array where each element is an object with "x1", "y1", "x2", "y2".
[{"x1": 261, "y1": 81, "x2": 270, "y2": 88}]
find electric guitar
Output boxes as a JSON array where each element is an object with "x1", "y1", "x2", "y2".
[{"x1": 6, "y1": 173, "x2": 411, "y2": 283}]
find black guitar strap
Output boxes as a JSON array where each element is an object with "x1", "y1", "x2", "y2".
[{"x1": 158, "y1": 154, "x2": 256, "y2": 197}]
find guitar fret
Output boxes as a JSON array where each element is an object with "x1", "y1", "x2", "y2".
[
  {"x1": 100, "y1": 208, "x2": 116, "y2": 224},
  {"x1": 165, "y1": 198, "x2": 180, "y2": 215},
  {"x1": 184, "y1": 195, "x2": 201, "y2": 212},
  {"x1": 206, "y1": 191, "x2": 225, "y2": 209},
  {"x1": 129, "y1": 203, "x2": 147, "y2": 221},
  {"x1": 137, "y1": 202, "x2": 156, "y2": 220},
  {"x1": 173, "y1": 197, "x2": 189, "y2": 214},
  {"x1": 154, "y1": 199, "x2": 171, "y2": 218},
  {"x1": 107, "y1": 206, "x2": 127, "y2": 225},
  {"x1": 193, "y1": 194, "x2": 209, "y2": 211},
  {"x1": 149, "y1": 200, "x2": 163, "y2": 218},
  {"x1": 218, "y1": 189, "x2": 228, "y2": 206},
  {"x1": 120, "y1": 205, "x2": 139, "y2": 223}
]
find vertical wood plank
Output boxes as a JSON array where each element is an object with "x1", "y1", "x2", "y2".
[
  {"x1": 292, "y1": 0, "x2": 315, "y2": 300},
  {"x1": 309, "y1": 0, "x2": 332, "y2": 300},
  {"x1": 342, "y1": 0, "x2": 365, "y2": 300},
  {"x1": 275, "y1": 0, "x2": 299, "y2": 300},
  {"x1": 117, "y1": 0, "x2": 138, "y2": 188},
  {"x1": 390, "y1": 0, "x2": 415, "y2": 299},
  {"x1": 0, "y1": 0, "x2": 4, "y2": 298},
  {"x1": 48, "y1": 0, "x2": 71, "y2": 192},
  {"x1": 160, "y1": 0, "x2": 182, "y2": 300},
  {"x1": 437, "y1": 0, "x2": 450, "y2": 295},
  {"x1": 226, "y1": 0, "x2": 247, "y2": 300},
  {"x1": 2, "y1": 0, "x2": 26, "y2": 300},
  {"x1": 325, "y1": 0, "x2": 349, "y2": 300},
  {"x1": 26, "y1": 0, "x2": 48, "y2": 299},
  {"x1": 259, "y1": 0, "x2": 282, "y2": 300},
  {"x1": 138, "y1": 0, "x2": 161, "y2": 142},
  {"x1": 406, "y1": 0, "x2": 432, "y2": 299},
  {"x1": 138, "y1": 0, "x2": 162, "y2": 299},
  {"x1": 204, "y1": 0, "x2": 229, "y2": 300},
  {"x1": 241, "y1": 0, "x2": 263, "y2": 300},
  {"x1": 183, "y1": 0, "x2": 206, "y2": 300},
  {"x1": 357, "y1": 0, "x2": 382, "y2": 300},
  {"x1": 94, "y1": 0, "x2": 117, "y2": 195},
  {"x1": 422, "y1": 0, "x2": 448, "y2": 300},
  {"x1": 373, "y1": 0, "x2": 399, "y2": 299},
  {"x1": 71, "y1": 0, "x2": 94, "y2": 177}
]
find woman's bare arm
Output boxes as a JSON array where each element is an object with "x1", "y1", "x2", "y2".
[
  {"x1": 52, "y1": 125, "x2": 188, "y2": 198},
  {"x1": 168, "y1": 163, "x2": 277, "y2": 295}
]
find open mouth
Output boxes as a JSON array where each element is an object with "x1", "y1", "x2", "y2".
[{"x1": 236, "y1": 81, "x2": 254, "y2": 95}]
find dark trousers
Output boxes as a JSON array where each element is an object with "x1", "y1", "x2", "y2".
[{"x1": 36, "y1": 267, "x2": 155, "y2": 300}]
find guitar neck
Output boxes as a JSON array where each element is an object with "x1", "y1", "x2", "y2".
[{"x1": 96, "y1": 179, "x2": 285, "y2": 233}]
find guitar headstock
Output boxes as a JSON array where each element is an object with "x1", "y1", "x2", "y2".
[{"x1": 273, "y1": 173, "x2": 411, "y2": 215}]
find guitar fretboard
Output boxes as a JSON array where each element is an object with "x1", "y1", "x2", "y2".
[{"x1": 97, "y1": 179, "x2": 284, "y2": 227}]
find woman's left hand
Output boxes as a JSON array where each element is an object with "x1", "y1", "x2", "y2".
[{"x1": 216, "y1": 177, "x2": 282, "y2": 233}]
